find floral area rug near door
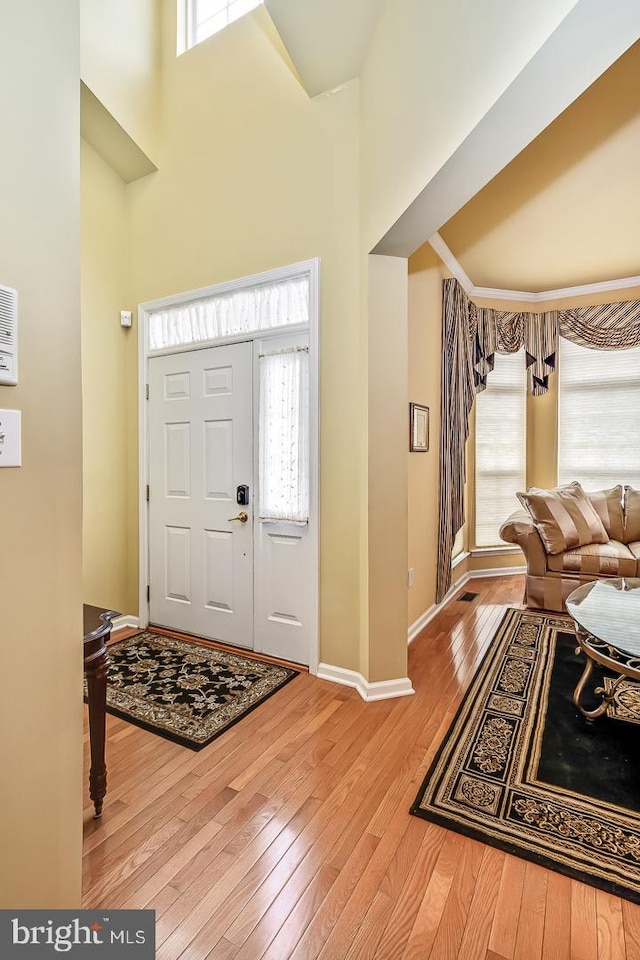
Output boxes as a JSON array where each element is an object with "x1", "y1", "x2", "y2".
[
  {"x1": 96, "y1": 631, "x2": 298, "y2": 750},
  {"x1": 411, "y1": 607, "x2": 640, "y2": 903}
]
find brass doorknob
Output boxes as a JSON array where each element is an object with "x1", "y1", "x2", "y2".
[{"x1": 227, "y1": 511, "x2": 248, "y2": 523}]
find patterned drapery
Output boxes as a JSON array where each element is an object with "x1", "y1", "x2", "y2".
[
  {"x1": 436, "y1": 281, "x2": 476, "y2": 603},
  {"x1": 436, "y1": 279, "x2": 640, "y2": 602}
]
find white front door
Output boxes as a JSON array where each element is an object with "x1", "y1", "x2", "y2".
[{"x1": 148, "y1": 342, "x2": 253, "y2": 648}]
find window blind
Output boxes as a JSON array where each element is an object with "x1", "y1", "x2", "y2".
[
  {"x1": 475, "y1": 350, "x2": 526, "y2": 547},
  {"x1": 558, "y1": 338, "x2": 640, "y2": 489},
  {"x1": 451, "y1": 527, "x2": 465, "y2": 559}
]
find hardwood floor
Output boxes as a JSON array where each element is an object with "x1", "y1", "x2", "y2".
[{"x1": 82, "y1": 576, "x2": 640, "y2": 959}]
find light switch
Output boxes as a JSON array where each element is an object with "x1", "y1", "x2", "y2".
[{"x1": 0, "y1": 409, "x2": 21, "y2": 467}]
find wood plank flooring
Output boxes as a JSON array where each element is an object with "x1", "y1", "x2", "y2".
[{"x1": 82, "y1": 576, "x2": 640, "y2": 958}]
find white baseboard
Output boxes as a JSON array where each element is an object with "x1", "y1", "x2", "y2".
[
  {"x1": 465, "y1": 565, "x2": 526, "y2": 580},
  {"x1": 316, "y1": 663, "x2": 415, "y2": 701},
  {"x1": 112, "y1": 614, "x2": 140, "y2": 631},
  {"x1": 407, "y1": 604, "x2": 442, "y2": 643},
  {"x1": 408, "y1": 565, "x2": 526, "y2": 643}
]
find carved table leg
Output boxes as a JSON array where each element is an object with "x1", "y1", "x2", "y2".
[
  {"x1": 84, "y1": 643, "x2": 110, "y2": 818},
  {"x1": 573, "y1": 650, "x2": 623, "y2": 721}
]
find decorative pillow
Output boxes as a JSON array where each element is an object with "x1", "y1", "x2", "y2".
[
  {"x1": 624, "y1": 486, "x2": 640, "y2": 544},
  {"x1": 585, "y1": 485, "x2": 625, "y2": 542},
  {"x1": 517, "y1": 481, "x2": 609, "y2": 555}
]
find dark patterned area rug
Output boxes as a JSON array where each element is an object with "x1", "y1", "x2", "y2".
[
  {"x1": 99, "y1": 631, "x2": 298, "y2": 750},
  {"x1": 411, "y1": 607, "x2": 640, "y2": 903}
]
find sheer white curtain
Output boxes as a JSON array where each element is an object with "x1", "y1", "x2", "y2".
[
  {"x1": 148, "y1": 277, "x2": 309, "y2": 351},
  {"x1": 258, "y1": 347, "x2": 310, "y2": 523}
]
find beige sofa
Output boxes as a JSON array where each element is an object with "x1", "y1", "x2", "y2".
[{"x1": 500, "y1": 483, "x2": 640, "y2": 611}]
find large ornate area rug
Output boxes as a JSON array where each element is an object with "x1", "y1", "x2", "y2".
[
  {"x1": 411, "y1": 608, "x2": 640, "y2": 903},
  {"x1": 100, "y1": 631, "x2": 298, "y2": 750}
]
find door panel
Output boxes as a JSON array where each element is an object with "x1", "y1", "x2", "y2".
[
  {"x1": 148, "y1": 342, "x2": 253, "y2": 647},
  {"x1": 165, "y1": 526, "x2": 191, "y2": 602}
]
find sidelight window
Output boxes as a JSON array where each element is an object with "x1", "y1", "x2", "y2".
[{"x1": 258, "y1": 346, "x2": 310, "y2": 524}]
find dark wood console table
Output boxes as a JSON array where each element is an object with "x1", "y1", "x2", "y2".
[{"x1": 83, "y1": 605, "x2": 118, "y2": 818}]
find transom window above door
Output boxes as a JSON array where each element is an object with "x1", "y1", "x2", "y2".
[{"x1": 147, "y1": 275, "x2": 309, "y2": 352}]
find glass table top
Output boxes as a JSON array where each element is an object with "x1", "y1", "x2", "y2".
[{"x1": 566, "y1": 578, "x2": 640, "y2": 657}]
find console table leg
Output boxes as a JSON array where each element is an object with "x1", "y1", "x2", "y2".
[{"x1": 85, "y1": 648, "x2": 109, "y2": 818}]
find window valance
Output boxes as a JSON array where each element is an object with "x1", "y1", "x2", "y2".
[
  {"x1": 436, "y1": 279, "x2": 640, "y2": 602},
  {"x1": 467, "y1": 285, "x2": 640, "y2": 397}
]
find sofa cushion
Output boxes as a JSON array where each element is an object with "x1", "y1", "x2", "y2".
[
  {"x1": 624, "y1": 486, "x2": 640, "y2": 543},
  {"x1": 517, "y1": 482, "x2": 609, "y2": 555},
  {"x1": 627, "y1": 541, "x2": 640, "y2": 562},
  {"x1": 586, "y1": 485, "x2": 625, "y2": 542},
  {"x1": 547, "y1": 540, "x2": 637, "y2": 577}
]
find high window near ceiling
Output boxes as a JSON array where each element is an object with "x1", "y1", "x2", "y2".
[
  {"x1": 184, "y1": 0, "x2": 262, "y2": 50},
  {"x1": 474, "y1": 350, "x2": 527, "y2": 547},
  {"x1": 558, "y1": 338, "x2": 640, "y2": 490}
]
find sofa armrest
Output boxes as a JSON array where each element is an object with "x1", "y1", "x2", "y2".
[{"x1": 499, "y1": 510, "x2": 547, "y2": 576}]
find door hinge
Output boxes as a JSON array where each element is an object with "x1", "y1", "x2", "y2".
[
  {"x1": 146, "y1": 584, "x2": 150, "y2": 603},
  {"x1": 146, "y1": 484, "x2": 150, "y2": 501},
  {"x1": 145, "y1": 383, "x2": 149, "y2": 400}
]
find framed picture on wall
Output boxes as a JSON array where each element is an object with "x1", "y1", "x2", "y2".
[{"x1": 410, "y1": 403, "x2": 429, "y2": 452}]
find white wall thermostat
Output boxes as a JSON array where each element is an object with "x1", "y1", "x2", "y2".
[
  {"x1": 0, "y1": 284, "x2": 18, "y2": 385},
  {"x1": 120, "y1": 310, "x2": 133, "y2": 328},
  {"x1": 0, "y1": 409, "x2": 22, "y2": 467}
]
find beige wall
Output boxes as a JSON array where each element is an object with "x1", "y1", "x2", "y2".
[
  {"x1": 367, "y1": 256, "x2": 409, "y2": 683},
  {"x1": 128, "y1": 2, "x2": 363, "y2": 670},
  {"x1": 407, "y1": 246, "x2": 445, "y2": 625},
  {"x1": 0, "y1": 1, "x2": 83, "y2": 907},
  {"x1": 80, "y1": 0, "x2": 161, "y2": 160},
  {"x1": 81, "y1": 141, "x2": 138, "y2": 614},
  {"x1": 359, "y1": 0, "x2": 580, "y2": 249}
]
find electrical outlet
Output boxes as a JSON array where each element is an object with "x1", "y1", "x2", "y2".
[
  {"x1": 0, "y1": 409, "x2": 21, "y2": 466},
  {"x1": 408, "y1": 567, "x2": 414, "y2": 587}
]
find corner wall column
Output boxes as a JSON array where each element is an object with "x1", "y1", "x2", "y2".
[{"x1": 366, "y1": 255, "x2": 413, "y2": 691}]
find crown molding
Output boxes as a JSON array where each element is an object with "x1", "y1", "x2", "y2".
[
  {"x1": 427, "y1": 232, "x2": 475, "y2": 294},
  {"x1": 428, "y1": 233, "x2": 640, "y2": 304}
]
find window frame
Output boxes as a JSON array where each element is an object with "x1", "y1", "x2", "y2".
[{"x1": 182, "y1": 0, "x2": 263, "y2": 51}]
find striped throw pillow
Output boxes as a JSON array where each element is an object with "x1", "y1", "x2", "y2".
[
  {"x1": 586, "y1": 485, "x2": 625, "y2": 542},
  {"x1": 624, "y1": 486, "x2": 640, "y2": 543},
  {"x1": 517, "y1": 482, "x2": 609, "y2": 555}
]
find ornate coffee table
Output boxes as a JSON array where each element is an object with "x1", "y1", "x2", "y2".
[{"x1": 566, "y1": 578, "x2": 640, "y2": 721}]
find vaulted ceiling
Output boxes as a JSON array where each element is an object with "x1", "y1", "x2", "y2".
[
  {"x1": 264, "y1": 3, "x2": 640, "y2": 293},
  {"x1": 265, "y1": 0, "x2": 385, "y2": 97},
  {"x1": 436, "y1": 41, "x2": 640, "y2": 293}
]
